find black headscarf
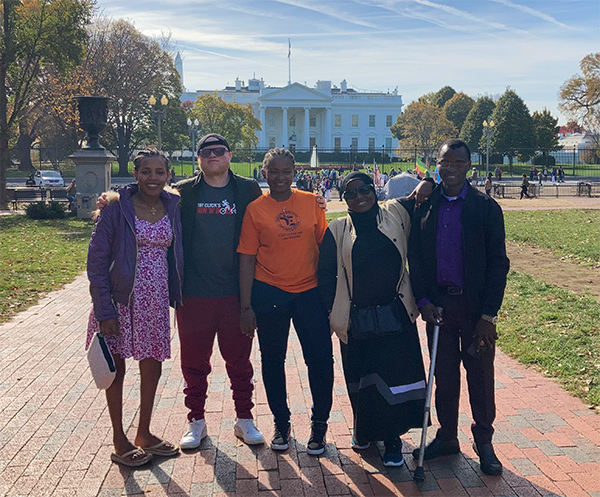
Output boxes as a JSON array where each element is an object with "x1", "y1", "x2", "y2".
[{"x1": 340, "y1": 171, "x2": 373, "y2": 194}]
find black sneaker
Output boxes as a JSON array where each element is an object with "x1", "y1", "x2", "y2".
[
  {"x1": 383, "y1": 438, "x2": 404, "y2": 467},
  {"x1": 307, "y1": 421, "x2": 327, "y2": 456},
  {"x1": 270, "y1": 422, "x2": 291, "y2": 451}
]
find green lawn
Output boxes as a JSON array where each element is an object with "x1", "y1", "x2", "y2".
[
  {"x1": 503, "y1": 209, "x2": 600, "y2": 265},
  {"x1": 500, "y1": 271, "x2": 600, "y2": 407},
  {"x1": 0, "y1": 215, "x2": 93, "y2": 323}
]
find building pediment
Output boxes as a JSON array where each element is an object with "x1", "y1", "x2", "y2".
[{"x1": 260, "y1": 83, "x2": 331, "y2": 103}]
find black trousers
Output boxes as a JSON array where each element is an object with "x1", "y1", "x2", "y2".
[{"x1": 426, "y1": 293, "x2": 496, "y2": 445}]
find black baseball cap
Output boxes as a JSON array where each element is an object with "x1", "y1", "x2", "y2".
[{"x1": 197, "y1": 133, "x2": 230, "y2": 152}]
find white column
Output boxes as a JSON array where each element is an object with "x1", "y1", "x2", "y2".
[
  {"x1": 259, "y1": 106, "x2": 266, "y2": 148},
  {"x1": 324, "y1": 108, "x2": 332, "y2": 149},
  {"x1": 282, "y1": 107, "x2": 288, "y2": 149},
  {"x1": 304, "y1": 107, "x2": 310, "y2": 150}
]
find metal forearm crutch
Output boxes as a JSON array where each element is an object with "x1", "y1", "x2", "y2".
[{"x1": 413, "y1": 308, "x2": 442, "y2": 483}]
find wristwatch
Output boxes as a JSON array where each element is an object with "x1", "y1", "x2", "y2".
[{"x1": 481, "y1": 314, "x2": 498, "y2": 325}]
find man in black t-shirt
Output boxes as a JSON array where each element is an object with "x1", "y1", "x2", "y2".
[{"x1": 176, "y1": 134, "x2": 265, "y2": 449}]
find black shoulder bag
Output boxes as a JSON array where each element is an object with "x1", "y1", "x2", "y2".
[{"x1": 340, "y1": 221, "x2": 404, "y2": 341}]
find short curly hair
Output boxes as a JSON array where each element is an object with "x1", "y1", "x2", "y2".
[
  {"x1": 263, "y1": 148, "x2": 295, "y2": 169},
  {"x1": 133, "y1": 148, "x2": 169, "y2": 170}
]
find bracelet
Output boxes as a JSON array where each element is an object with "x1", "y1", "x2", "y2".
[{"x1": 241, "y1": 306, "x2": 252, "y2": 313}]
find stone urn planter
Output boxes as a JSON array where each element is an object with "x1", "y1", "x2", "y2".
[{"x1": 73, "y1": 96, "x2": 113, "y2": 150}]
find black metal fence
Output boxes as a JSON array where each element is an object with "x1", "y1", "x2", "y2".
[{"x1": 15, "y1": 145, "x2": 600, "y2": 178}]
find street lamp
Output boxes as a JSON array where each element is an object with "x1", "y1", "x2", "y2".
[
  {"x1": 482, "y1": 120, "x2": 495, "y2": 178},
  {"x1": 187, "y1": 118, "x2": 200, "y2": 158},
  {"x1": 148, "y1": 94, "x2": 168, "y2": 150}
]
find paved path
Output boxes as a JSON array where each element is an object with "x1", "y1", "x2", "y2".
[{"x1": 0, "y1": 275, "x2": 599, "y2": 497}]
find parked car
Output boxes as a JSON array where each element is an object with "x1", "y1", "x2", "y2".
[{"x1": 33, "y1": 170, "x2": 65, "y2": 188}]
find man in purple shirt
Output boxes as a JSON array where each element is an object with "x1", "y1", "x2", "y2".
[{"x1": 408, "y1": 139, "x2": 510, "y2": 476}]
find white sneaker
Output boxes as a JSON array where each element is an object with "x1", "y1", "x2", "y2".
[
  {"x1": 234, "y1": 418, "x2": 265, "y2": 445},
  {"x1": 180, "y1": 418, "x2": 207, "y2": 449}
]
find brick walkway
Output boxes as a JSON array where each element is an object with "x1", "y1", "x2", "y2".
[{"x1": 0, "y1": 275, "x2": 599, "y2": 497}]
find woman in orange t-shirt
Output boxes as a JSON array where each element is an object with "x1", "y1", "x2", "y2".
[{"x1": 238, "y1": 148, "x2": 333, "y2": 456}]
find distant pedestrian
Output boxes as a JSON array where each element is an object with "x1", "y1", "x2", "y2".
[
  {"x1": 558, "y1": 166, "x2": 565, "y2": 183},
  {"x1": 485, "y1": 173, "x2": 492, "y2": 196},
  {"x1": 520, "y1": 174, "x2": 532, "y2": 199}
]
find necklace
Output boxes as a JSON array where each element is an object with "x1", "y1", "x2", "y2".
[{"x1": 137, "y1": 195, "x2": 161, "y2": 215}]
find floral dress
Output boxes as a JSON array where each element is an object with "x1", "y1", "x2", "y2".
[{"x1": 87, "y1": 215, "x2": 173, "y2": 361}]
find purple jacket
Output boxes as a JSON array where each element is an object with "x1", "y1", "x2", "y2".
[{"x1": 87, "y1": 184, "x2": 184, "y2": 322}]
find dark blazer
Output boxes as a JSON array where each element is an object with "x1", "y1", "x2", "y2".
[
  {"x1": 175, "y1": 170, "x2": 262, "y2": 272},
  {"x1": 408, "y1": 183, "x2": 510, "y2": 317}
]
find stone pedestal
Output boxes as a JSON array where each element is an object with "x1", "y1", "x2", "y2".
[{"x1": 69, "y1": 149, "x2": 115, "y2": 219}]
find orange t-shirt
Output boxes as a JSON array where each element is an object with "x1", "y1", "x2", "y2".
[{"x1": 237, "y1": 189, "x2": 328, "y2": 293}]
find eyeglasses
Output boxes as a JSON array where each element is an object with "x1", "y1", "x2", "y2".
[
  {"x1": 437, "y1": 160, "x2": 469, "y2": 169},
  {"x1": 199, "y1": 147, "x2": 228, "y2": 158},
  {"x1": 344, "y1": 184, "x2": 373, "y2": 200}
]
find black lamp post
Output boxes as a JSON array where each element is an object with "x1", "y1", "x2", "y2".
[
  {"x1": 187, "y1": 118, "x2": 199, "y2": 158},
  {"x1": 148, "y1": 94, "x2": 168, "y2": 150}
]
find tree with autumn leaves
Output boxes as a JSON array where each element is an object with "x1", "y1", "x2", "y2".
[{"x1": 0, "y1": 0, "x2": 93, "y2": 208}]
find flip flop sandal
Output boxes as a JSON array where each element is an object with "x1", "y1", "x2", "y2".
[
  {"x1": 111, "y1": 448, "x2": 152, "y2": 467},
  {"x1": 141, "y1": 440, "x2": 179, "y2": 457}
]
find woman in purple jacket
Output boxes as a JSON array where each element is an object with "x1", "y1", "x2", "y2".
[{"x1": 86, "y1": 149, "x2": 183, "y2": 467}]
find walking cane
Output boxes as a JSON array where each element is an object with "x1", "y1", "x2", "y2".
[{"x1": 413, "y1": 308, "x2": 443, "y2": 483}]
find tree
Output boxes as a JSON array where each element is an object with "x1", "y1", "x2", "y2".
[
  {"x1": 460, "y1": 96, "x2": 496, "y2": 152},
  {"x1": 418, "y1": 91, "x2": 436, "y2": 106},
  {"x1": 150, "y1": 98, "x2": 188, "y2": 156},
  {"x1": 532, "y1": 109, "x2": 560, "y2": 155},
  {"x1": 0, "y1": 0, "x2": 93, "y2": 208},
  {"x1": 390, "y1": 101, "x2": 457, "y2": 161},
  {"x1": 188, "y1": 93, "x2": 262, "y2": 160},
  {"x1": 432, "y1": 86, "x2": 456, "y2": 108},
  {"x1": 93, "y1": 20, "x2": 182, "y2": 174},
  {"x1": 560, "y1": 121, "x2": 583, "y2": 135},
  {"x1": 559, "y1": 52, "x2": 600, "y2": 148},
  {"x1": 443, "y1": 92, "x2": 475, "y2": 133},
  {"x1": 488, "y1": 89, "x2": 537, "y2": 172}
]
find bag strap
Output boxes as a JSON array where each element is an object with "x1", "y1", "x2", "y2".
[{"x1": 340, "y1": 219, "x2": 353, "y2": 302}]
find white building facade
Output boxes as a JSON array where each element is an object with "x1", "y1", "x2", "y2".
[{"x1": 181, "y1": 77, "x2": 403, "y2": 152}]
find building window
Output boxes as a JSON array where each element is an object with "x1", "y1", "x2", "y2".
[
  {"x1": 351, "y1": 137, "x2": 358, "y2": 150},
  {"x1": 310, "y1": 137, "x2": 316, "y2": 148},
  {"x1": 386, "y1": 115, "x2": 393, "y2": 127},
  {"x1": 269, "y1": 137, "x2": 276, "y2": 148},
  {"x1": 334, "y1": 137, "x2": 341, "y2": 151},
  {"x1": 368, "y1": 137, "x2": 375, "y2": 151},
  {"x1": 352, "y1": 115, "x2": 358, "y2": 127},
  {"x1": 369, "y1": 115, "x2": 375, "y2": 127},
  {"x1": 334, "y1": 114, "x2": 341, "y2": 127},
  {"x1": 289, "y1": 114, "x2": 295, "y2": 127},
  {"x1": 385, "y1": 137, "x2": 392, "y2": 150},
  {"x1": 268, "y1": 114, "x2": 275, "y2": 127},
  {"x1": 310, "y1": 114, "x2": 316, "y2": 127}
]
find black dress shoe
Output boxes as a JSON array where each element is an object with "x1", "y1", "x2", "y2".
[
  {"x1": 412, "y1": 438, "x2": 460, "y2": 460},
  {"x1": 473, "y1": 443, "x2": 503, "y2": 476}
]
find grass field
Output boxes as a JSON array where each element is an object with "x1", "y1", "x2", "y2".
[
  {"x1": 503, "y1": 209, "x2": 600, "y2": 264},
  {"x1": 0, "y1": 215, "x2": 93, "y2": 323}
]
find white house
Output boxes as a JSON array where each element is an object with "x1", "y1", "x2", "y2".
[{"x1": 181, "y1": 75, "x2": 403, "y2": 152}]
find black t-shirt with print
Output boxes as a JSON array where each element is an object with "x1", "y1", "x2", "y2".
[{"x1": 183, "y1": 180, "x2": 239, "y2": 298}]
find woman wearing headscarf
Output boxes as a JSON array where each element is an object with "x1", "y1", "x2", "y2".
[{"x1": 318, "y1": 172, "x2": 432, "y2": 467}]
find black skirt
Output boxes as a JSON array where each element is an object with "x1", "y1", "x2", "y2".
[{"x1": 340, "y1": 308, "x2": 427, "y2": 445}]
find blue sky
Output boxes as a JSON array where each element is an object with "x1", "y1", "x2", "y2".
[{"x1": 97, "y1": 0, "x2": 599, "y2": 124}]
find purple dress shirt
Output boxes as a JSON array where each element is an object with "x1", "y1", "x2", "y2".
[{"x1": 416, "y1": 181, "x2": 468, "y2": 309}]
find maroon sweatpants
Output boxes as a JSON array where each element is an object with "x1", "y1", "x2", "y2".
[{"x1": 176, "y1": 295, "x2": 254, "y2": 421}]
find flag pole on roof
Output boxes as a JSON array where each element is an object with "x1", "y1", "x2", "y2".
[{"x1": 288, "y1": 38, "x2": 292, "y2": 85}]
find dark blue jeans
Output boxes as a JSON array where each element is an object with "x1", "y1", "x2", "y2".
[{"x1": 254, "y1": 284, "x2": 334, "y2": 428}]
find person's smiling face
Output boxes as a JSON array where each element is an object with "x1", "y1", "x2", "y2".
[
  {"x1": 133, "y1": 157, "x2": 170, "y2": 198},
  {"x1": 437, "y1": 145, "x2": 471, "y2": 193},
  {"x1": 265, "y1": 156, "x2": 295, "y2": 196},
  {"x1": 344, "y1": 179, "x2": 376, "y2": 213}
]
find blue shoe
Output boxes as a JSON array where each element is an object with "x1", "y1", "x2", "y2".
[{"x1": 383, "y1": 439, "x2": 404, "y2": 467}]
